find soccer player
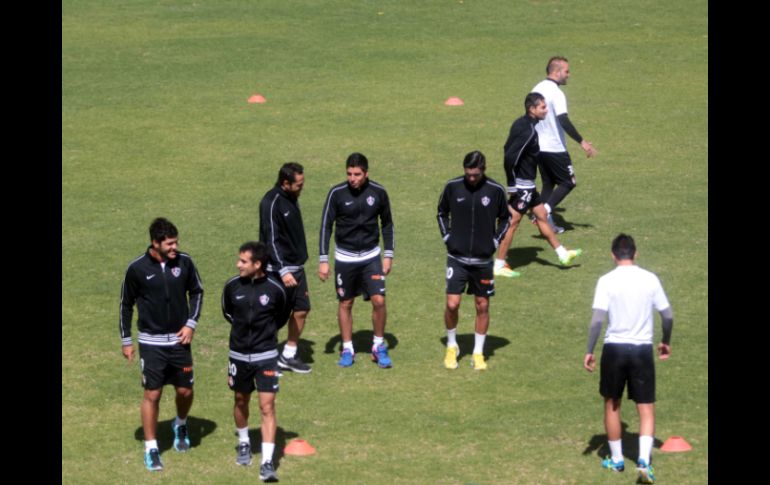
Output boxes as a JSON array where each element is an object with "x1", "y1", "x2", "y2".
[
  {"x1": 583, "y1": 234, "x2": 673, "y2": 484},
  {"x1": 532, "y1": 56, "x2": 598, "y2": 233},
  {"x1": 493, "y1": 92, "x2": 582, "y2": 277},
  {"x1": 437, "y1": 150, "x2": 510, "y2": 370},
  {"x1": 119, "y1": 217, "x2": 204, "y2": 471},
  {"x1": 259, "y1": 162, "x2": 312, "y2": 374},
  {"x1": 222, "y1": 241, "x2": 290, "y2": 482},
  {"x1": 318, "y1": 152, "x2": 395, "y2": 368}
]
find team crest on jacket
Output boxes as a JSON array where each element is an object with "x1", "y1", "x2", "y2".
[
  {"x1": 171, "y1": 267, "x2": 181, "y2": 277},
  {"x1": 366, "y1": 195, "x2": 375, "y2": 206},
  {"x1": 481, "y1": 196, "x2": 490, "y2": 206},
  {"x1": 259, "y1": 294, "x2": 270, "y2": 306}
]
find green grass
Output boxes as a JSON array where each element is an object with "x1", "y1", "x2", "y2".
[{"x1": 63, "y1": 1, "x2": 707, "y2": 483}]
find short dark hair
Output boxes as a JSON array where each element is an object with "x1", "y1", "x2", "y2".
[
  {"x1": 276, "y1": 162, "x2": 304, "y2": 186},
  {"x1": 546, "y1": 56, "x2": 568, "y2": 75},
  {"x1": 239, "y1": 241, "x2": 269, "y2": 267},
  {"x1": 149, "y1": 217, "x2": 178, "y2": 243},
  {"x1": 346, "y1": 152, "x2": 369, "y2": 172},
  {"x1": 611, "y1": 233, "x2": 637, "y2": 261},
  {"x1": 525, "y1": 92, "x2": 545, "y2": 113},
  {"x1": 463, "y1": 150, "x2": 486, "y2": 171}
]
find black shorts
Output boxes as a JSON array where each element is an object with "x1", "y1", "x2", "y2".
[
  {"x1": 445, "y1": 257, "x2": 494, "y2": 297},
  {"x1": 228, "y1": 358, "x2": 280, "y2": 394},
  {"x1": 599, "y1": 343, "x2": 655, "y2": 403},
  {"x1": 139, "y1": 343, "x2": 194, "y2": 390},
  {"x1": 508, "y1": 189, "x2": 542, "y2": 215},
  {"x1": 334, "y1": 257, "x2": 386, "y2": 301},
  {"x1": 538, "y1": 152, "x2": 576, "y2": 187},
  {"x1": 271, "y1": 269, "x2": 311, "y2": 312}
]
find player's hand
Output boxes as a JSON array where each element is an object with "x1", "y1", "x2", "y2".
[
  {"x1": 177, "y1": 326, "x2": 195, "y2": 345},
  {"x1": 583, "y1": 353, "x2": 596, "y2": 372},
  {"x1": 122, "y1": 345, "x2": 135, "y2": 362},
  {"x1": 383, "y1": 257, "x2": 392, "y2": 275},
  {"x1": 581, "y1": 140, "x2": 597, "y2": 158},
  {"x1": 318, "y1": 262, "x2": 330, "y2": 281},
  {"x1": 282, "y1": 272, "x2": 298, "y2": 288},
  {"x1": 657, "y1": 343, "x2": 671, "y2": 360}
]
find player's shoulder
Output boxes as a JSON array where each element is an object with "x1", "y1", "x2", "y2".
[
  {"x1": 368, "y1": 179, "x2": 388, "y2": 192},
  {"x1": 484, "y1": 177, "x2": 507, "y2": 194}
]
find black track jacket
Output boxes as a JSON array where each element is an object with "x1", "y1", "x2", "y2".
[
  {"x1": 437, "y1": 175, "x2": 510, "y2": 263},
  {"x1": 259, "y1": 185, "x2": 308, "y2": 276}
]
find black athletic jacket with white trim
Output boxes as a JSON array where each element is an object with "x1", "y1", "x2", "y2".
[
  {"x1": 222, "y1": 274, "x2": 290, "y2": 354},
  {"x1": 319, "y1": 179, "x2": 394, "y2": 262},
  {"x1": 119, "y1": 249, "x2": 204, "y2": 347},
  {"x1": 259, "y1": 185, "x2": 308, "y2": 276},
  {"x1": 503, "y1": 114, "x2": 540, "y2": 191},
  {"x1": 437, "y1": 175, "x2": 510, "y2": 262}
]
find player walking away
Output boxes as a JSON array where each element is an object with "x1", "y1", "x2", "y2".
[
  {"x1": 119, "y1": 217, "x2": 204, "y2": 471},
  {"x1": 318, "y1": 152, "x2": 395, "y2": 368},
  {"x1": 222, "y1": 241, "x2": 290, "y2": 482},
  {"x1": 493, "y1": 92, "x2": 582, "y2": 278},
  {"x1": 583, "y1": 234, "x2": 673, "y2": 484},
  {"x1": 259, "y1": 162, "x2": 312, "y2": 374},
  {"x1": 532, "y1": 56, "x2": 597, "y2": 233},
  {"x1": 437, "y1": 150, "x2": 510, "y2": 370}
]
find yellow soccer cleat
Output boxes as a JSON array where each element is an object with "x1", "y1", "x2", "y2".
[
  {"x1": 559, "y1": 248, "x2": 583, "y2": 266},
  {"x1": 444, "y1": 345, "x2": 459, "y2": 369},
  {"x1": 471, "y1": 353, "x2": 487, "y2": 370}
]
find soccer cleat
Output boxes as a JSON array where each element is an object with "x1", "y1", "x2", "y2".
[
  {"x1": 259, "y1": 460, "x2": 279, "y2": 482},
  {"x1": 636, "y1": 459, "x2": 656, "y2": 484},
  {"x1": 601, "y1": 455, "x2": 625, "y2": 472},
  {"x1": 444, "y1": 345, "x2": 459, "y2": 369},
  {"x1": 471, "y1": 353, "x2": 487, "y2": 370},
  {"x1": 338, "y1": 349, "x2": 355, "y2": 367},
  {"x1": 172, "y1": 421, "x2": 190, "y2": 452},
  {"x1": 494, "y1": 265, "x2": 521, "y2": 278},
  {"x1": 371, "y1": 343, "x2": 393, "y2": 368},
  {"x1": 547, "y1": 214, "x2": 565, "y2": 234},
  {"x1": 144, "y1": 448, "x2": 164, "y2": 471},
  {"x1": 278, "y1": 354, "x2": 312, "y2": 374},
  {"x1": 559, "y1": 248, "x2": 582, "y2": 266},
  {"x1": 236, "y1": 441, "x2": 253, "y2": 466}
]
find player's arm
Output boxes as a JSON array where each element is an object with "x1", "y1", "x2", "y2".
[
  {"x1": 658, "y1": 306, "x2": 673, "y2": 359},
  {"x1": 318, "y1": 188, "x2": 337, "y2": 281},
  {"x1": 557, "y1": 113, "x2": 596, "y2": 157},
  {"x1": 493, "y1": 188, "x2": 511, "y2": 248},
  {"x1": 583, "y1": 308, "x2": 607, "y2": 372},
  {"x1": 437, "y1": 184, "x2": 451, "y2": 242},
  {"x1": 119, "y1": 266, "x2": 138, "y2": 361}
]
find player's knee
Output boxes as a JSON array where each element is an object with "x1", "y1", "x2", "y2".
[
  {"x1": 446, "y1": 300, "x2": 461, "y2": 313},
  {"x1": 370, "y1": 295, "x2": 386, "y2": 309},
  {"x1": 176, "y1": 387, "x2": 193, "y2": 399},
  {"x1": 475, "y1": 299, "x2": 489, "y2": 313}
]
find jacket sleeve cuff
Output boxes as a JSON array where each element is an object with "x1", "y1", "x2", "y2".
[
  {"x1": 443, "y1": 234, "x2": 450, "y2": 242},
  {"x1": 319, "y1": 255, "x2": 329, "y2": 263},
  {"x1": 279, "y1": 267, "x2": 291, "y2": 277},
  {"x1": 384, "y1": 250, "x2": 394, "y2": 258},
  {"x1": 121, "y1": 337, "x2": 133, "y2": 347},
  {"x1": 185, "y1": 319, "x2": 197, "y2": 330}
]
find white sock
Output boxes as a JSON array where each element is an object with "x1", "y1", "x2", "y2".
[
  {"x1": 544, "y1": 203, "x2": 552, "y2": 214},
  {"x1": 639, "y1": 435, "x2": 653, "y2": 464},
  {"x1": 473, "y1": 332, "x2": 486, "y2": 355},
  {"x1": 342, "y1": 340, "x2": 355, "y2": 354},
  {"x1": 446, "y1": 328, "x2": 457, "y2": 348},
  {"x1": 372, "y1": 335, "x2": 384, "y2": 349},
  {"x1": 282, "y1": 343, "x2": 297, "y2": 359},
  {"x1": 237, "y1": 426, "x2": 250, "y2": 443},
  {"x1": 494, "y1": 258, "x2": 506, "y2": 270},
  {"x1": 261, "y1": 442, "x2": 275, "y2": 464},
  {"x1": 175, "y1": 416, "x2": 187, "y2": 427},
  {"x1": 145, "y1": 439, "x2": 159, "y2": 452},
  {"x1": 608, "y1": 439, "x2": 623, "y2": 462},
  {"x1": 555, "y1": 245, "x2": 567, "y2": 259}
]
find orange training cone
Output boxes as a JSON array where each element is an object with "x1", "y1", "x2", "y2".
[
  {"x1": 284, "y1": 438, "x2": 316, "y2": 456},
  {"x1": 248, "y1": 94, "x2": 267, "y2": 104},
  {"x1": 660, "y1": 436, "x2": 692, "y2": 452},
  {"x1": 444, "y1": 96, "x2": 464, "y2": 106}
]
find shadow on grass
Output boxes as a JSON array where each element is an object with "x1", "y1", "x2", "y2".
[
  {"x1": 583, "y1": 421, "x2": 664, "y2": 463},
  {"x1": 504, "y1": 245, "x2": 582, "y2": 271},
  {"x1": 439, "y1": 333, "x2": 510, "y2": 361},
  {"x1": 244, "y1": 426, "x2": 299, "y2": 469},
  {"x1": 279, "y1": 338, "x2": 316, "y2": 364},
  {"x1": 323, "y1": 329, "x2": 398, "y2": 355},
  {"x1": 134, "y1": 415, "x2": 217, "y2": 454}
]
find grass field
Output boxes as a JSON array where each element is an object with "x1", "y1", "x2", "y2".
[{"x1": 62, "y1": 1, "x2": 707, "y2": 483}]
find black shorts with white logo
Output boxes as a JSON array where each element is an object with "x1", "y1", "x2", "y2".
[
  {"x1": 599, "y1": 343, "x2": 655, "y2": 403},
  {"x1": 445, "y1": 257, "x2": 494, "y2": 297},
  {"x1": 334, "y1": 257, "x2": 386, "y2": 301},
  {"x1": 139, "y1": 343, "x2": 194, "y2": 390},
  {"x1": 271, "y1": 269, "x2": 311, "y2": 312},
  {"x1": 538, "y1": 151, "x2": 576, "y2": 187},
  {"x1": 508, "y1": 189, "x2": 542, "y2": 215},
  {"x1": 228, "y1": 357, "x2": 280, "y2": 394}
]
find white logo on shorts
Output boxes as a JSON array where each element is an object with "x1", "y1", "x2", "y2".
[{"x1": 446, "y1": 267, "x2": 454, "y2": 279}]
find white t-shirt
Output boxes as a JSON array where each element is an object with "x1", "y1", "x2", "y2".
[
  {"x1": 592, "y1": 265, "x2": 670, "y2": 345},
  {"x1": 531, "y1": 79, "x2": 568, "y2": 153}
]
